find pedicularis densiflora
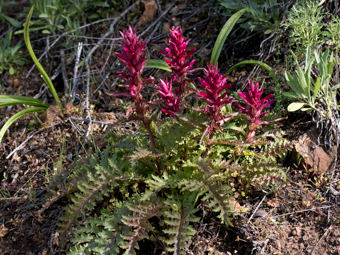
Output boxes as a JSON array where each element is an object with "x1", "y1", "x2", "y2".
[
  {"x1": 116, "y1": 26, "x2": 275, "y2": 145},
  {"x1": 54, "y1": 26, "x2": 290, "y2": 255}
]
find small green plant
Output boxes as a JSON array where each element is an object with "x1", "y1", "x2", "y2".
[
  {"x1": 0, "y1": 1, "x2": 21, "y2": 27},
  {"x1": 0, "y1": 5, "x2": 62, "y2": 143},
  {"x1": 220, "y1": 0, "x2": 287, "y2": 34},
  {"x1": 26, "y1": 0, "x2": 110, "y2": 35},
  {"x1": 284, "y1": 47, "x2": 338, "y2": 115},
  {"x1": 284, "y1": 47, "x2": 339, "y2": 148},
  {"x1": 283, "y1": 0, "x2": 324, "y2": 53},
  {"x1": 0, "y1": 29, "x2": 25, "y2": 75},
  {"x1": 324, "y1": 16, "x2": 340, "y2": 51},
  {"x1": 283, "y1": 0, "x2": 340, "y2": 55}
]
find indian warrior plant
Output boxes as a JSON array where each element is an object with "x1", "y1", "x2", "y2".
[{"x1": 52, "y1": 25, "x2": 289, "y2": 255}]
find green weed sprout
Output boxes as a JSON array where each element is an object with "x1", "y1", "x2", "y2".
[
  {"x1": 284, "y1": 47, "x2": 338, "y2": 116},
  {"x1": 0, "y1": 29, "x2": 25, "y2": 75}
]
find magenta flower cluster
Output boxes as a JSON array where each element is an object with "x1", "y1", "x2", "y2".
[
  {"x1": 196, "y1": 64, "x2": 233, "y2": 140},
  {"x1": 234, "y1": 79, "x2": 275, "y2": 142},
  {"x1": 160, "y1": 26, "x2": 195, "y2": 97},
  {"x1": 115, "y1": 26, "x2": 275, "y2": 144},
  {"x1": 115, "y1": 26, "x2": 156, "y2": 151},
  {"x1": 157, "y1": 79, "x2": 180, "y2": 118},
  {"x1": 115, "y1": 26, "x2": 147, "y2": 98}
]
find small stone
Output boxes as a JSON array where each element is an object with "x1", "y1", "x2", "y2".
[
  {"x1": 13, "y1": 78, "x2": 20, "y2": 87},
  {"x1": 254, "y1": 209, "x2": 267, "y2": 217},
  {"x1": 295, "y1": 227, "x2": 302, "y2": 237}
]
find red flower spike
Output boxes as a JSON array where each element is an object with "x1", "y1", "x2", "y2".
[
  {"x1": 157, "y1": 79, "x2": 180, "y2": 118},
  {"x1": 115, "y1": 27, "x2": 158, "y2": 154},
  {"x1": 234, "y1": 78, "x2": 275, "y2": 142},
  {"x1": 115, "y1": 26, "x2": 147, "y2": 97},
  {"x1": 161, "y1": 26, "x2": 195, "y2": 97},
  {"x1": 196, "y1": 63, "x2": 232, "y2": 142}
]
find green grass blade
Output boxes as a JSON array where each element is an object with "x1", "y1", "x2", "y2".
[
  {"x1": 211, "y1": 8, "x2": 247, "y2": 66},
  {"x1": 0, "y1": 95, "x2": 49, "y2": 108},
  {"x1": 0, "y1": 106, "x2": 46, "y2": 143},
  {"x1": 226, "y1": 59, "x2": 279, "y2": 85},
  {"x1": 145, "y1": 59, "x2": 172, "y2": 72},
  {"x1": 24, "y1": 5, "x2": 63, "y2": 110}
]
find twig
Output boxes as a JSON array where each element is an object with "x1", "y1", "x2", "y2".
[
  {"x1": 145, "y1": 22, "x2": 161, "y2": 43},
  {"x1": 67, "y1": 117, "x2": 84, "y2": 136},
  {"x1": 26, "y1": 2, "x2": 137, "y2": 78},
  {"x1": 84, "y1": 2, "x2": 137, "y2": 64},
  {"x1": 248, "y1": 195, "x2": 267, "y2": 222},
  {"x1": 75, "y1": 2, "x2": 138, "y2": 100},
  {"x1": 155, "y1": 0, "x2": 162, "y2": 13},
  {"x1": 268, "y1": 205, "x2": 334, "y2": 219},
  {"x1": 70, "y1": 117, "x2": 125, "y2": 126},
  {"x1": 6, "y1": 122, "x2": 62, "y2": 159},
  {"x1": 182, "y1": 2, "x2": 210, "y2": 21},
  {"x1": 26, "y1": 35, "x2": 62, "y2": 78},
  {"x1": 100, "y1": 38, "x2": 115, "y2": 75},
  {"x1": 0, "y1": 196, "x2": 22, "y2": 201},
  {"x1": 13, "y1": 169, "x2": 40, "y2": 197},
  {"x1": 311, "y1": 225, "x2": 334, "y2": 255},
  {"x1": 70, "y1": 42, "x2": 83, "y2": 102},
  {"x1": 32, "y1": 64, "x2": 61, "y2": 99},
  {"x1": 60, "y1": 49, "x2": 69, "y2": 94},
  {"x1": 139, "y1": 3, "x2": 174, "y2": 37},
  {"x1": 84, "y1": 59, "x2": 92, "y2": 138}
]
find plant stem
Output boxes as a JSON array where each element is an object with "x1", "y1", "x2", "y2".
[{"x1": 143, "y1": 119, "x2": 157, "y2": 154}]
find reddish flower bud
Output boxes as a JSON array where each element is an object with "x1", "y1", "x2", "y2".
[{"x1": 157, "y1": 79, "x2": 180, "y2": 118}]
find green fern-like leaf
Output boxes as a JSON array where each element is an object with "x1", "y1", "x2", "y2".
[
  {"x1": 179, "y1": 160, "x2": 234, "y2": 225},
  {"x1": 69, "y1": 203, "x2": 130, "y2": 255},
  {"x1": 120, "y1": 200, "x2": 162, "y2": 255},
  {"x1": 162, "y1": 192, "x2": 200, "y2": 255},
  {"x1": 58, "y1": 152, "x2": 128, "y2": 245}
]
